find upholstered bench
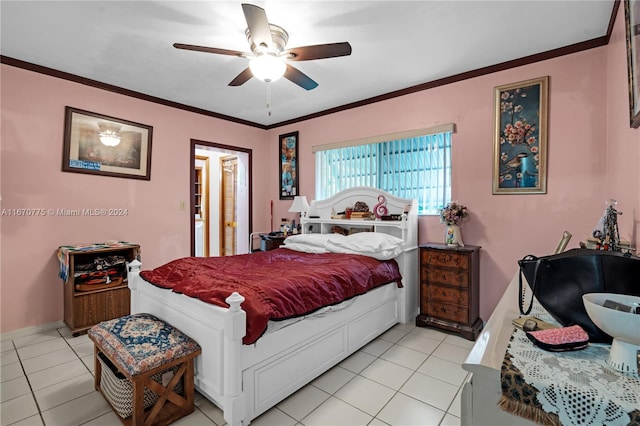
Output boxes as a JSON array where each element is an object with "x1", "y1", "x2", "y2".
[{"x1": 88, "y1": 313, "x2": 201, "y2": 426}]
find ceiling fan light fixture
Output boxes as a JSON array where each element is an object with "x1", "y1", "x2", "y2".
[
  {"x1": 249, "y1": 54, "x2": 286, "y2": 82},
  {"x1": 97, "y1": 122, "x2": 122, "y2": 147}
]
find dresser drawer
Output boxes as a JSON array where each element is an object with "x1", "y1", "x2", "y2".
[
  {"x1": 422, "y1": 250, "x2": 469, "y2": 269},
  {"x1": 425, "y1": 300, "x2": 469, "y2": 324},
  {"x1": 424, "y1": 267, "x2": 469, "y2": 287},
  {"x1": 424, "y1": 284, "x2": 468, "y2": 306}
]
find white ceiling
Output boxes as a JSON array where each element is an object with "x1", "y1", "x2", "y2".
[{"x1": 1, "y1": 1, "x2": 615, "y2": 127}]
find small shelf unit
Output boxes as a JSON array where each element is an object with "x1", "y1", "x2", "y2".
[{"x1": 61, "y1": 244, "x2": 140, "y2": 336}]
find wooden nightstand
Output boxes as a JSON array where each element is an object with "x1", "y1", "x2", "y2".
[{"x1": 416, "y1": 243, "x2": 483, "y2": 340}]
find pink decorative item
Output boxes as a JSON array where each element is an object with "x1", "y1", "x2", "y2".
[
  {"x1": 526, "y1": 325, "x2": 589, "y2": 352},
  {"x1": 374, "y1": 195, "x2": 388, "y2": 219}
]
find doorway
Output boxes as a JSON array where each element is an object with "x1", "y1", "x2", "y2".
[{"x1": 191, "y1": 139, "x2": 252, "y2": 257}]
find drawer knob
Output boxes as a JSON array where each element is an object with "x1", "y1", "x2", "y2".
[{"x1": 442, "y1": 274, "x2": 446, "y2": 280}]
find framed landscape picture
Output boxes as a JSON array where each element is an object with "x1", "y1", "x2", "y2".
[
  {"x1": 62, "y1": 107, "x2": 153, "y2": 180},
  {"x1": 492, "y1": 76, "x2": 549, "y2": 194}
]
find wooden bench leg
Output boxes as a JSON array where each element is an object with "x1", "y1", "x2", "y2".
[
  {"x1": 184, "y1": 359, "x2": 195, "y2": 413},
  {"x1": 93, "y1": 345, "x2": 102, "y2": 391},
  {"x1": 132, "y1": 376, "x2": 146, "y2": 426},
  {"x1": 144, "y1": 358, "x2": 196, "y2": 424}
]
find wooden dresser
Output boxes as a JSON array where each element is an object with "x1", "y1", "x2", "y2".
[{"x1": 416, "y1": 243, "x2": 482, "y2": 340}]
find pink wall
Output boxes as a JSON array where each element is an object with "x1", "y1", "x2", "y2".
[
  {"x1": 0, "y1": 68, "x2": 272, "y2": 332},
  {"x1": 1, "y1": 5, "x2": 637, "y2": 333}
]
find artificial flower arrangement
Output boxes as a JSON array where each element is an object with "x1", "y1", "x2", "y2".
[{"x1": 439, "y1": 201, "x2": 469, "y2": 225}]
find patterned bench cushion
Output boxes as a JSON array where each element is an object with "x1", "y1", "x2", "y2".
[{"x1": 88, "y1": 313, "x2": 201, "y2": 376}]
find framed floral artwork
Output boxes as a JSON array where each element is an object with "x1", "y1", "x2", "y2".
[
  {"x1": 492, "y1": 76, "x2": 548, "y2": 194},
  {"x1": 279, "y1": 131, "x2": 299, "y2": 200}
]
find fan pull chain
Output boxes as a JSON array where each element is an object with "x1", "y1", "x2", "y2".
[{"x1": 266, "y1": 81, "x2": 272, "y2": 116}]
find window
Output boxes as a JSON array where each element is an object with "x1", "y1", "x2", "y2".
[{"x1": 314, "y1": 125, "x2": 453, "y2": 215}]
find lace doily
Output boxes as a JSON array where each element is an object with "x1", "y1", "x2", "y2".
[{"x1": 506, "y1": 300, "x2": 640, "y2": 426}]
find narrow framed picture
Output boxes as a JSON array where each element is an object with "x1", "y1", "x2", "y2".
[
  {"x1": 279, "y1": 131, "x2": 299, "y2": 200},
  {"x1": 62, "y1": 107, "x2": 153, "y2": 180},
  {"x1": 492, "y1": 76, "x2": 549, "y2": 194},
  {"x1": 625, "y1": 0, "x2": 640, "y2": 128}
]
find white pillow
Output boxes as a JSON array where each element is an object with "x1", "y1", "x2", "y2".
[
  {"x1": 283, "y1": 233, "x2": 335, "y2": 247},
  {"x1": 281, "y1": 243, "x2": 329, "y2": 254},
  {"x1": 325, "y1": 232, "x2": 405, "y2": 260}
]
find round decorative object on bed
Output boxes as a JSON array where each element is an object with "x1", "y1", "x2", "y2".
[
  {"x1": 353, "y1": 201, "x2": 369, "y2": 212},
  {"x1": 582, "y1": 293, "x2": 640, "y2": 374}
]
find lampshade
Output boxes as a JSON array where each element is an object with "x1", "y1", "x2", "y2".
[
  {"x1": 97, "y1": 122, "x2": 121, "y2": 147},
  {"x1": 288, "y1": 196, "x2": 310, "y2": 214},
  {"x1": 249, "y1": 54, "x2": 286, "y2": 82}
]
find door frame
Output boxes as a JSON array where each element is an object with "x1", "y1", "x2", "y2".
[{"x1": 190, "y1": 139, "x2": 253, "y2": 257}]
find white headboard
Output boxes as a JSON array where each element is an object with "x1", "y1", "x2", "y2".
[
  {"x1": 309, "y1": 186, "x2": 415, "y2": 217},
  {"x1": 304, "y1": 186, "x2": 418, "y2": 248}
]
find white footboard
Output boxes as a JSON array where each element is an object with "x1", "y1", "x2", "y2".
[{"x1": 128, "y1": 260, "x2": 247, "y2": 425}]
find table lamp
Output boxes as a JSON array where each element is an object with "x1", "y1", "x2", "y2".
[{"x1": 289, "y1": 196, "x2": 310, "y2": 233}]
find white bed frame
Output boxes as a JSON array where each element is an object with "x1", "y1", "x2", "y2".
[{"x1": 128, "y1": 187, "x2": 418, "y2": 425}]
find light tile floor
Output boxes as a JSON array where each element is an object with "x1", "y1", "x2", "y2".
[{"x1": 1, "y1": 322, "x2": 472, "y2": 426}]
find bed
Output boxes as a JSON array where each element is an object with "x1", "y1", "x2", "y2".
[{"x1": 127, "y1": 187, "x2": 418, "y2": 425}]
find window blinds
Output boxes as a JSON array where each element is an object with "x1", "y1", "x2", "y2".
[{"x1": 315, "y1": 125, "x2": 453, "y2": 215}]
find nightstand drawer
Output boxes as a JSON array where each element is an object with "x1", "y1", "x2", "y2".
[
  {"x1": 424, "y1": 284, "x2": 468, "y2": 306},
  {"x1": 422, "y1": 250, "x2": 469, "y2": 269},
  {"x1": 425, "y1": 300, "x2": 469, "y2": 324},
  {"x1": 424, "y1": 267, "x2": 469, "y2": 287}
]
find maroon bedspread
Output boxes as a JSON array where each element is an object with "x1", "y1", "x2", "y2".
[{"x1": 139, "y1": 248, "x2": 403, "y2": 344}]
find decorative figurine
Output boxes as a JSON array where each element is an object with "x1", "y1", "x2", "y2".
[
  {"x1": 373, "y1": 195, "x2": 388, "y2": 219},
  {"x1": 592, "y1": 199, "x2": 622, "y2": 251}
]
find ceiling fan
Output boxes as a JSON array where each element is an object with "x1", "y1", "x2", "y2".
[{"x1": 173, "y1": 3, "x2": 352, "y2": 90}]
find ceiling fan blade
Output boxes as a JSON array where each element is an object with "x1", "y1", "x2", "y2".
[
  {"x1": 286, "y1": 42, "x2": 352, "y2": 61},
  {"x1": 284, "y1": 64, "x2": 318, "y2": 90},
  {"x1": 174, "y1": 43, "x2": 246, "y2": 57},
  {"x1": 229, "y1": 67, "x2": 254, "y2": 86},
  {"x1": 242, "y1": 3, "x2": 272, "y2": 50}
]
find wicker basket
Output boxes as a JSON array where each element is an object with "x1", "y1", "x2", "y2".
[{"x1": 97, "y1": 352, "x2": 183, "y2": 419}]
